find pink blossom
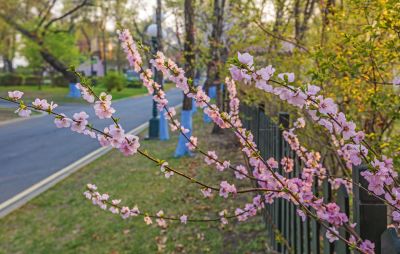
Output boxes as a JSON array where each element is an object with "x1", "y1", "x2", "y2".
[
  {"x1": 54, "y1": 114, "x2": 72, "y2": 128},
  {"x1": 118, "y1": 134, "x2": 140, "y2": 156},
  {"x1": 185, "y1": 136, "x2": 197, "y2": 151},
  {"x1": 181, "y1": 126, "x2": 190, "y2": 134},
  {"x1": 392, "y1": 211, "x2": 400, "y2": 222},
  {"x1": 238, "y1": 52, "x2": 253, "y2": 66},
  {"x1": 306, "y1": 85, "x2": 320, "y2": 96},
  {"x1": 318, "y1": 97, "x2": 338, "y2": 115},
  {"x1": 278, "y1": 72, "x2": 295, "y2": 82},
  {"x1": 235, "y1": 208, "x2": 247, "y2": 221},
  {"x1": 120, "y1": 206, "x2": 130, "y2": 218},
  {"x1": 8, "y1": 90, "x2": 24, "y2": 100},
  {"x1": 256, "y1": 65, "x2": 275, "y2": 81},
  {"x1": 201, "y1": 188, "x2": 212, "y2": 198},
  {"x1": 87, "y1": 184, "x2": 97, "y2": 190},
  {"x1": 109, "y1": 124, "x2": 125, "y2": 142},
  {"x1": 165, "y1": 107, "x2": 176, "y2": 119},
  {"x1": 204, "y1": 151, "x2": 218, "y2": 165},
  {"x1": 71, "y1": 111, "x2": 89, "y2": 133},
  {"x1": 359, "y1": 240, "x2": 375, "y2": 254},
  {"x1": 235, "y1": 165, "x2": 248, "y2": 180},
  {"x1": 341, "y1": 121, "x2": 356, "y2": 140},
  {"x1": 180, "y1": 214, "x2": 188, "y2": 224},
  {"x1": 15, "y1": 107, "x2": 31, "y2": 117},
  {"x1": 229, "y1": 66, "x2": 244, "y2": 81},
  {"x1": 76, "y1": 83, "x2": 95, "y2": 103},
  {"x1": 353, "y1": 131, "x2": 365, "y2": 144},
  {"x1": 297, "y1": 209, "x2": 307, "y2": 221},
  {"x1": 281, "y1": 157, "x2": 294, "y2": 173},
  {"x1": 219, "y1": 210, "x2": 228, "y2": 225},
  {"x1": 194, "y1": 87, "x2": 210, "y2": 108},
  {"x1": 94, "y1": 92, "x2": 115, "y2": 119},
  {"x1": 98, "y1": 135, "x2": 111, "y2": 147},
  {"x1": 32, "y1": 98, "x2": 50, "y2": 109},
  {"x1": 144, "y1": 216, "x2": 153, "y2": 225},
  {"x1": 267, "y1": 157, "x2": 279, "y2": 169},
  {"x1": 392, "y1": 76, "x2": 400, "y2": 86},
  {"x1": 219, "y1": 181, "x2": 236, "y2": 198},
  {"x1": 294, "y1": 118, "x2": 305, "y2": 129},
  {"x1": 118, "y1": 29, "x2": 142, "y2": 72},
  {"x1": 155, "y1": 210, "x2": 167, "y2": 228},
  {"x1": 84, "y1": 129, "x2": 97, "y2": 139},
  {"x1": 287, "y1": 90, "x2": 307, "y2": 108},
  {"x1": 164, "y1": 170, "x2": 174, "y2": 178},
  {"x1": 160, "y1": 161, "x2": 168, "y2": 172},
  {"x1": 130, "y1": 206, "x2": 140, "y2": 217},
  {"x1": 326, "y1": 227, "x2": 339, "y2": 243}
]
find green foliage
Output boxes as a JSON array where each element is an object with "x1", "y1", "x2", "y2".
[
  {"x1": 227, "y1": 0, "x2": 400, "y2": 172},
  {"x1": 100, "y1": 72, "x2": 126, "y2": 92},
  {"x1": 22, "y1": 32, "x2": 82, "y2": 69}
]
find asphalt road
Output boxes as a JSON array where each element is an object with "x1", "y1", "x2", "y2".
[{"x1": 0, "y1": 89, "x2": 182, "y2": 203}]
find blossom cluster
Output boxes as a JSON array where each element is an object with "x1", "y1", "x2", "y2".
[{"x1": 5, "y1": 28, "x2": 397, "y2": 253}]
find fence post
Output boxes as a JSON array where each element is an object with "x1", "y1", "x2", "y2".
[
  {"x1": 322, "y1": 179, "x2": 334, "y2": 254},
  {"x1": 335, "y1": 185, "x2": 350, "y2": 254},
  {"x1": 353, "y1": 165, "x2": 387, "y2": 254},
  {"x1": 278, "y1": 112, "x2": 289, "y2": 253}
]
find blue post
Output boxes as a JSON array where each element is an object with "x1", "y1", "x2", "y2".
[
  {"x1": 68, "y1": 83, "x2": 80, "y2": 98},
  {"x1": 159, "y1": 108, "x2": 169, "y2": 140},
  {"x1": 209, "y1": 85, "x2": 217, "y2": 99},
  {"x1": 174, "y1": 110, "x2": 193, "y2": 157}
]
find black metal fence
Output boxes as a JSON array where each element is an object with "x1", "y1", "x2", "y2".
[{"x1": 239, "y1": 104, "x2": 400, "y2": 254}]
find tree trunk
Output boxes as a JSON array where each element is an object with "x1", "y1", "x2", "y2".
[
  {"x1": 156, "y1": 0, "x2": 164, "y2": 89},
  {"x1": 102, "y1": 29, "x2": 107, "y2": 76},
  {"x1": 39, "y1": 49, "x2": 76, "y2": 82},
  {"x1": 3, "y1": 57, "x2": 13, "y2": 72},
  {"x1": 183, "y1": 0, "x2": 195, "y2": 111},
  {"x1": 205, "y1": 0, "x2": 225, "y2": 134}
]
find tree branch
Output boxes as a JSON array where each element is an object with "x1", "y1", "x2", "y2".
[{"x1": 42, "y1": 0, "x2": 89, "y2": 35}]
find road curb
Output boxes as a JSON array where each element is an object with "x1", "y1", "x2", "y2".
[{"x1": 0, "y1": 122, "x2": 149, "y2": 218}]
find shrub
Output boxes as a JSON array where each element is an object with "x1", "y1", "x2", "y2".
[
  {"x1": 23, "y1": 76, "x2": 43, "y2": 86},
  {"x1": 0, "y1": 73, "x2": 24, "y2": 86},
  {"x1": 51, "y1": 75, "x2": 69, "y2": 87},
  {"x1": 127, "y1": 79, "x2": 142, "y2": 88},
  {"x1": 101, "y1": 72, "x2": 125, "y2": 92}
]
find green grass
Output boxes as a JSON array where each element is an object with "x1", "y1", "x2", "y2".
[
  {"x1": 0, "y1": 82, "x2": 174, "y2": 104},
  {"x1": 0, "y1": 108, "x2": 41, "y2": 123},
  {"x1": 0, "y1": 113, "x2": 268, "y2": 253},
  {"x1": 0, "y1": 108, "x2": 18, "y2": 122}
]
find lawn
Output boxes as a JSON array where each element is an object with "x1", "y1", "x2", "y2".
[
  {"x1": 0, "y1": 108, "x2": 19, "y2": 122},
  {"x1": 0, "y1": 82, "x2": 174, "y2": 104},
  {"x1": 0, "y1": 113, "x2": 268, "y2": 253},
  {"x1": 0, "y1": 107, "x2": 41, "y2": 123}
]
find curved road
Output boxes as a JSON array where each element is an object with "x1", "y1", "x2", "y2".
[{"x1": 0, "y1": 89, "x2": 182, "y2": 203}]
